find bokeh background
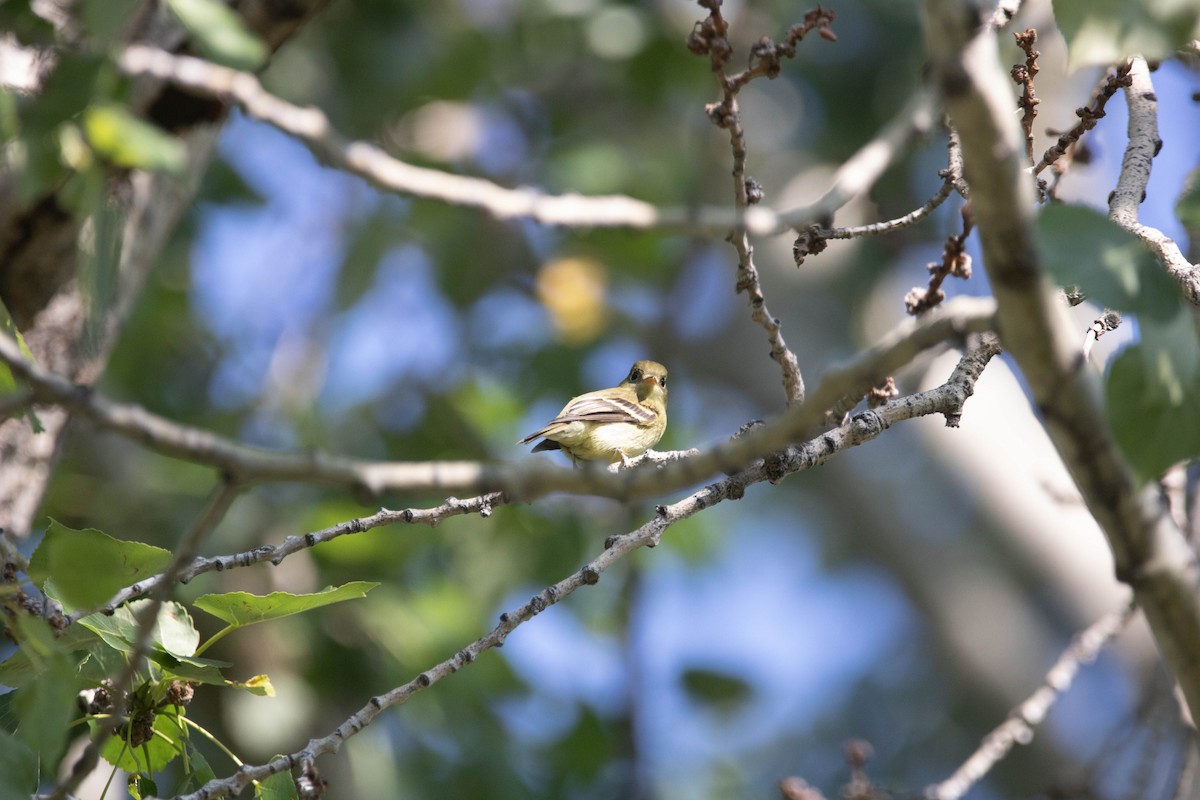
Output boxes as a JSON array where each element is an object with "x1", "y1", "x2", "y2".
[{"x1": 29, "y1": 0, "x2": 1200, "y2": 797}]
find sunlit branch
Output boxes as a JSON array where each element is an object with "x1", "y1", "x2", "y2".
[
  {"x1": 925, "y1": 602, "x2": 1137, "y2": 800},
  {"x1": 922, "y1": 0, "x2": 1200, "y2": 730},
  {"x1": 117, "y1": 45, "x2": 934, "y2": 241},
  {"x1": 172, "y1": 339, "x2": 1001, "y2": 800},
  {"x1": 0, "y1": 297, "x2": 995, "y2": 504},
  {"x1": 64, "y1": 332, "x2": 1000, "y2": 636},
  {"x1": 1107, "y1": 57, "x2": 1200, "y2": 305}
]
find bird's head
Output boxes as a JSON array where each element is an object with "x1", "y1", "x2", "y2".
[{"x1": 626, "y1": 360, "x2": 668, "y2": 403}]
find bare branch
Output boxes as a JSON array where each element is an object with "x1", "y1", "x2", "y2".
[
  {"x1": 1011, "y1": 28, "x2": 1040, "y2": 167},
  {"x1": 1107, "y1": 57, "x2": 1200, "y2": 305},
  {"x1": 925, "y1": 602, "x2": 1137, "y2": 800},
  {"x1": 689, "y1": 5, "x2": 827, "y2": 403},
  {"x1": 815, "y1": 177, "x2": 955, "y2": 242},
  {"x1": 116, "y1": 45, "x2": 937, "y2": 241},
  {"x1": 1033, "y1": 63, "x2": 1131, "y2": 178},
  {"x1": 64, "y1": 492, "x2": 506, "y2": 625}
]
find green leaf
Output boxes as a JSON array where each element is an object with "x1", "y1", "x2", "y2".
[
  {"x1": 187, "y1": 744, "x2": 218, "y2": 788},
  {"x1": 129, "y1": 772, "x2": 158, "y2": 800},
  {"x1": 257, "y1": 769, "x2": 299, "y2": 800},
  {"x1": 152, "y1": 652, "x2": 231, "y2": 686},
  {"x1": 152, "y1": 601, "x2": 201, "y2": 658},
  {"x1": 1138, "y1": 309, "x2": 1200, "y2": 405},
  {"x1": 1037, "y1": 204, "x2": 1182, "y2": 319},
  {"x1": 0, "y1": 622, "x2": 99, "y2": 689},
  {"x1": 83, "y1": 104, "x2": 187, "y2": 175},
  {"x1": 164, "y1": 0, "x2": 268, "y2": 70},
  {"x1": 1052, "y1": 0, "x2": 1200, "y2": 68},
  {"x1": 1106, "y1": 340, "x2": 1200, "y2": 483},
  {"x1": 0, "y1": 730, "x2": 38, "y2": 798},
  {"x1": 30, "y1": 521, "x2": 172, "y2": 613},
  {"x1": 11, "y1": 616, "x2": 78, "y2": 773},
  {"x1": 77, "y1": 600, "x2": 202, "y2": 662},
  {"x1": 193, "y1": 582, "x2": 379, "y2": 628}
]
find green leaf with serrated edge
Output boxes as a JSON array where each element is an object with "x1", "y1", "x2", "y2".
[
  {"x1": 164, "y1": 0, "x2": 268, "y2": 70},
  {"x1": 0, "y1": 731, "x2": 38, "y2": 798},
  {"x1": 97, "y1": 709, "x2": 187, "y2": 773},
  {"x1": 30, "y1": 521, "x2": 172, "y2": 613},
  {"x1": 194, "y1": 582, "x2": 379, "y2": 627},
  {"x1": 83, "y1": 104, "x2": 187, "y2": 175},
  {"x1": 1052, "y1": 0, "x2": 1200, "y2": 68},
  {"x1": 12, "y1": 616, "x2": 77, "y2": 772},
  {"x1": 1106, "y1": 343, "x2": 1200, "y2": 483},
  {"x1": 1037, "y1": 204, "x2": 1182, "y2": 320},
  {"x1": 152, "y1": 601, "x2": 200, "y2": 658}
]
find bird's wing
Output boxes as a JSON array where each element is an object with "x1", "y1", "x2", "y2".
[
  {"x1": 518, "y1": 392, "x2": 657, "y2": 444},
  {"x1": 553, "y1": 394, "x2": 658, "y2": 426}
]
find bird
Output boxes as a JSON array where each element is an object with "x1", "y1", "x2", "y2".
[{"x1": 518, "y1": 360, "x2": 668, "y2": 465}]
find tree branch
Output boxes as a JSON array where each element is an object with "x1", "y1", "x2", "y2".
[
  {"x1": 0, "y1": 298, "x2": 995, "y2": 503},
  {"x1": 115, "y1": 45, "x2": 935, "y2": 241},
  {"x1": 922, "y1": 0, "x2": 1200, "y2": 732},
  {"x1": 1107, "y1": 57, "x2": 1200, "y2": 306},
  {"x1": 65, "y1": 492, "x2": 507, "y2": 625},
  {"x1": 925, "y1": 601, "x2": 1137, "y2": 800},
  {"x1": 166, "y1": 338, "x2": 1001, "y2": 800}
]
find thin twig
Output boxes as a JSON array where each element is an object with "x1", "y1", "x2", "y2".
[
  {"x1": 689, "y1": 5, "x2": 836, "y2": 404},
  {"x1": 1107, "y1": 57, "x2": 1200, "y2": 305},
  {"x1": 924, "y1": 602, "x2": 1137, "y2": 800},
  {"x1": 1033, "y1": 62, "x2": 1131, "y2": 177},
  {"x1": 816, "y1": 177, "x2": 955, "y2": 242},
  {"x1": 1011, "y1": 28, "x2": 1040, "y2": 167},
  {"x1": 65, "y1": 492, "x2": 507, "y2": 625}
]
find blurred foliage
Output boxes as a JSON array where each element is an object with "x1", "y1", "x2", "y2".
[{"x1": 2, "y1": 0, "x2": 1198, "y2": 797}]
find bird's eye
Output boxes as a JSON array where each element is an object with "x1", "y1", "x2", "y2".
[
  {"x1": 659, "y1": 376, "x2": 667, "y2": 387},
  {"x1": 630, "y1": 369, "x2": 641, "y2": 381}
]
